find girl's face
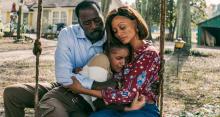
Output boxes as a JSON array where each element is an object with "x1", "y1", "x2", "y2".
[
  {"x1": 111, "y1": 16, "x2": 138, "y2": 44},
  {"x1": 109, "y1": 48, "x2": 129, "y2": 73}
]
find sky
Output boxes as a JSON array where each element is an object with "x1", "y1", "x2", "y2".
[
  {"x1": 121, "y1": 0, "x2": 220, "y2": 5},
  {"x1": 121, "y1": 0, "x2": 135, "y2": 5},
  {"x1": 206, "y1": 0, "x2": 220, "y2": 5}
]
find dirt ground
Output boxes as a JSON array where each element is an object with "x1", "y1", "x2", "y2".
[{"x1": 0, "y1": 38, "x2": 219, "y2": 117}]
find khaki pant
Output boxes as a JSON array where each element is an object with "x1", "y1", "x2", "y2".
[
  {"x1": 38, "y1": 87, "x2": 93, "y2": 117},
  {"x1": 3, "y1": 82, "x2": 59, "y2": 117},
  {"x1": 3, "y1": 83, "x2": 93, "y2": 117}
]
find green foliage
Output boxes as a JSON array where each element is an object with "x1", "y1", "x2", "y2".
[
  {"x1": 166, "y1": 0, "x2": 176, "y2": 27},
  {"x1": 166, "y1": 0, "x2": 176, "y2": 41},
  {"x1": 136, "y1": 0, "x2": 160, "y2": 25},
  {"x1": 136, "y1": 0, "x2": 161, "y2": 40},
  {"x1": 190, "y1": 0, "x2": 208, "y2": 27}
]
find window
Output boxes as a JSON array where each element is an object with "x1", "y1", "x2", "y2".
[
  {"x1": 52, "y1": 11, "x2": 67, "y2": 24},
  {"x1": 52, "y1": 11, "x2": 59, "y2": 24},
  {"x1": 60, "y1": 11, "x2": 67, "y2": 24}
]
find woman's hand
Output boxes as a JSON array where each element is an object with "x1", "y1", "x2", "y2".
[{"x1": 124, "y1": 92, "x2": 146, "y2": 111}]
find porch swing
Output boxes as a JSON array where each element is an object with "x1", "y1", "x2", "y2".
[{"x1": 32, "y1": 0, "x2": 166, "y2": 117}]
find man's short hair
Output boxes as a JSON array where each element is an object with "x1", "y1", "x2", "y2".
[{"x1": 75, "y1": 0, "x2": 101, "y2": 18}]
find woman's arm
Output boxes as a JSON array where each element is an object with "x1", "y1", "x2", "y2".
[
  {"x1": 71, "y1": 77, "x2": 146, "y2": 111},
  {"x1": 102, "y1": 51, "x2": 161, "y2": 104}
]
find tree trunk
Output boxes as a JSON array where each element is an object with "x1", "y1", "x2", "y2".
[
  {"x1": 176, "y1": 0, "x2": 191, "y2": 54},
  {"x1": 143, "y1": 0, "x2": 153, "y2": 40},
  {"x1": 101, "y1": 0, "x2": 112, "y2": 18},
  {"x1": 146, "y1": 0, "x2": 152, "y2": 40},
  {"x1": 171, "y1": 19, "x2": 177, "y2": 40},
  {"x1": 167, "y1": 0, "x2": 175, "y2": 41}
]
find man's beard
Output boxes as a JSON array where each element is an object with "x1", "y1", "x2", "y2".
[{"x1": 88, "y1": 30, "x2": 104, "y2": 43}]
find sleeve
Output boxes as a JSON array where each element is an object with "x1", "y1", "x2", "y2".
[
  {"x1": 87, "y1": 54, "x2": 110, "y2": 70},
  {"x1": 87, "y1": 54, "x2": 110, "y2": 82},
  {"x1": 101, "y1": 51, "x2": 160, "y2": 104},
  {"x1": 140, "y1": 51, "x2": 160, "y2": 102},
  {"x1": 55, "y1": 28, "x2": 94, "y2": 88}
]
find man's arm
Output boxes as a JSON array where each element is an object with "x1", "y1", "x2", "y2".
[
  {"x1": 55, "y1": 27, "x2": 94, "y2": 89},
  {"x1": 69, "y1": 76, "x2": 102, "y2": 97}
]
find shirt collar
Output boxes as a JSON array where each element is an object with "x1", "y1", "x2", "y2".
[
  {"x1": 134, "y1": 40, "x2": 151, "y2": 56},
  {"x1": 75, "y1": 24, "x2": 86, "y2": 39}
]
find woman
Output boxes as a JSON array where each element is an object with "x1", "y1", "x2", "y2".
[{"x1": 72, "y1": 6, "x2": 160, "y2": 117}]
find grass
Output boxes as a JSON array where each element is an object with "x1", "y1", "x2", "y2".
[
  {"x1": 0, "y1": 59, "x2": 55, "y2": 117},
  {"x1": 0, "y1": 38, "x2": 33, "y2": 52},
  {"x1": 0, "y1": 38, "x2": 220, "y2": 116},
  {"x1": 163, "y1": 53, "x2": 220, "y2": 116}
]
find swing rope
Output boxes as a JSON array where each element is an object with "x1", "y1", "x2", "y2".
[
  {"x1": 159, "y1": 0, "x2": 166, "y2": 116},
  {"x1": 33, "y1": 0, "x2": 42, "y2": 116}
]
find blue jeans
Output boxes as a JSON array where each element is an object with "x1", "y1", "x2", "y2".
[{"x1": 90, "y1": 103, "x2": 159, "y2": 117}]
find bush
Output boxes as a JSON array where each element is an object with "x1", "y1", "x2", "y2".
[
  {"x1": 164, "y1": 48, "x2": 173, "y2": 55},
  {"x1": 190, "y1": 50, "x2": 212, "y2": 57}
]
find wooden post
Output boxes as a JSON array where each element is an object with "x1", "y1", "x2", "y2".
[
  {"x1": 34, "y1": 0, "x2": 42, "y2": 116},
  {"x1": 159, "y1": 0, "x2": 166, "y2": 116}
]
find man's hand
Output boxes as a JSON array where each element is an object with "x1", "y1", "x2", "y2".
[
  {"x1": 68, "y1": 76, "x2": 103, "y2": 98},
  {"x1": 69, "y1": 76, "x2": 84, "y2": 94},
  {"x1": 124, "y1": 92, "x2": 146, "y2": 111}
]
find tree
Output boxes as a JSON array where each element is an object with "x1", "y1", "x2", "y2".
[
  {"x1": 136, "y1": 0, "x2": 160, "y2": 40},
  {"x1": 166, "y1": 0, "x2": 176, "y2": 41},
  {"x1": 176, "y1": 0, "x2": 191, "y2": 54},
  {"x1": 190, "y1": 0, "x2": 207, "y2": 27}
]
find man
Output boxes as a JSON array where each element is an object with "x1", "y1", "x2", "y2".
[
  {"x1": 4, "y1": 1, "x2": 108, "y2": 117},
  {"x1": 37, "y1": 1, "x2": 109, "y2": 117}
]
